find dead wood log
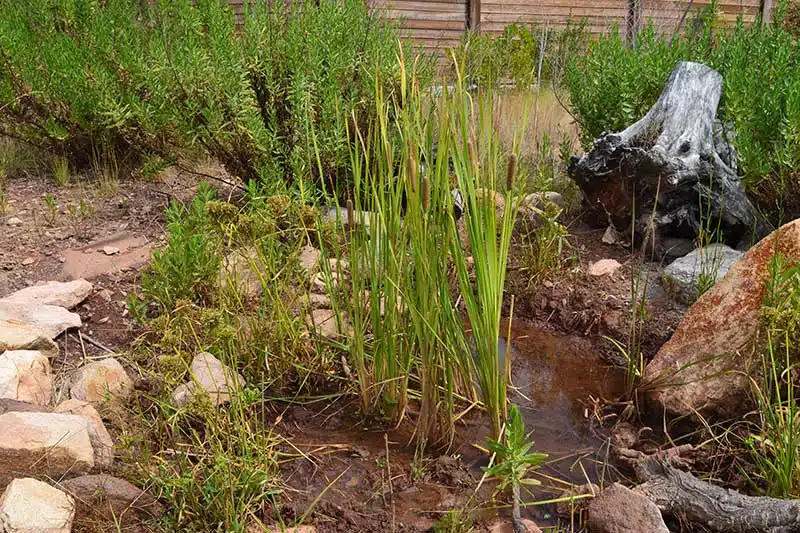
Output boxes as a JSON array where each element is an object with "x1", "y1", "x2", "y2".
[
  {"x1": 568, "y1": 61, "x2": 770, "y2": 255},
  {"x1": 632, "y1": 458, "x2": 800, "y2": 533}
]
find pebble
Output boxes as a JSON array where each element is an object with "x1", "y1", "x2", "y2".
[
  {"x1": 588, "y1": 259, "x2": 622, "y2": 277},
  {"x1": 102, "y1": 246, "x2": 120, "y2": 256},
  {"x1": 6, "y1": 217, "x2": 22, "y2": 226},
  {"x1": 20, "y1": 257, "x2": 35, "y2": 266}
]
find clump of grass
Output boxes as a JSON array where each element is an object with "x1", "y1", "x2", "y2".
[
  {"x1": 339, "y1": 52, "x2": 528, "y2": 447},
  {"x1": 449, "y1": 82, "x2": 524, "y2": 440},
  {"x1": 341, "y1": 53, "x2": 472, "y2": 448},
  {"x1": 126, "y1": 359, "x2": 281, "y2": 532},
  {"x1": 42, "y1": 193, "x2": 57, "y2": 226},
  {"x1": 518, "y1": 201, "x2": 569, "y2": 285},
  {"x1": 52, "y1": 156, "x2": 69, "y2": 186},
  {"x1": 745, "y1": 253, "x2": 800, "y2": 497},
  {"x1": 92, "y1": 142, "x2": 119, "y2": 196}
]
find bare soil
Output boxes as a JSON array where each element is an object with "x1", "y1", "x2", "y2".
[{"x1": 0, "y1": 170, "x2": 687, "y2": 532}]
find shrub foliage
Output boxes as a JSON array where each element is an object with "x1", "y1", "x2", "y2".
[{"x1": 0, "y1": 0, "x2": 406, "y2": 190}]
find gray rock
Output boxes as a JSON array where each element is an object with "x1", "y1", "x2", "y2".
[
  {"x1": 0, "y1": 322, "x2": 58, "y2": 356},
  {"x1": 522, "y1": 191, "x2": 564, "y2": 210},
  {"x1": 0, "y1": 301, "x2": 81, "y2": 339},
  {"x1": 0, "y1": 478, "x2": 75, "y2": 533},
  {"x1": 298, "y1": 246, "x2": 322, "y2": 275},
  {"x1": 587, "y1": 483, "x2": 668, "y2": 533},
  {"x1": 59, "y1": 474, "x2": 164, "y2": 521},
  {"x1": 219, "y1": 247, "x2": 266, "y2": 302},
  {"x1": 662, "y1": 244, "x2": 743, "y2": 304},
  {"x1": 1, "y1": 280, "x2": 92, "y2": 309},
  {"x1": 602, "y1": 226, "x2": 622, "y2": 245},
  {"x1": 172, "y1": 352, "x2": 245, "y2": 408},
  {"x1": 0, "y1": 350, "x2": 52, "y2": 405},
  {"x1": 588, "y1": 259, "x2": 622, "y2": 277},
  {"x1": 306, "y1": 309, "x2": 345, "y2": 339}
]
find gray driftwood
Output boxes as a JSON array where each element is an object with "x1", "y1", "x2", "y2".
[
  {"x1": 568, "y1": 61, "x2": 769, "y2": 255},
  {"x1": 632, "y1": 458, "x2": 800, "y2": 533}
]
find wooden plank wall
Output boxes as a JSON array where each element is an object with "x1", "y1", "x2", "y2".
[
  {"x1": 221, "y1": 1, "x2": 769, "y2": 52},
  {"x1": 640, "y1": 0, "x2": 763, "y2": 33},
  {"x1": 479, "y1": 0, "x2": 627, "y2": 36},
  {"x1": 368, "y1": 0, "x2": 468, "y2": 51}
]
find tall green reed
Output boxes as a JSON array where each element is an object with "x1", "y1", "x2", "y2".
[
  {"x1": 746, "y1": 253, "x2": 800, "y2": 497},
  {"x1": 342, "y1": 52, "x2": 526, "y2": 446},
  {"x1": 447, "y1": 54, "x2": 528, "y2": 442}
]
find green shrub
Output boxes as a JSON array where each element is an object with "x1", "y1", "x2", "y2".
[
  {"x1": 0, "y1": 0, "x2": 412, "y2": 191},
  {"x1": 458, "y1": 21, "x2": 588, "y2": 88},
  {"x1": 0, "y1": 0, "x2": 175, "y2": 166},
  {"x1": 142, "y1": 183, "x2": 221, "y2": 311},
  {"x1": 566, "y1": 2, "x2": 800, "y2": 217}
]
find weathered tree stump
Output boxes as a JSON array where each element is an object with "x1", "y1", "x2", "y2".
[{"x1": 568, "y1": 61, "x2": 770, "y2": 255}]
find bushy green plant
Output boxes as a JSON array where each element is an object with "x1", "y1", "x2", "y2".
[
  {"x1": 0, "y1": 0, "x2": 176, "y2": 167},
  {"x1": 459, "y1": 21, "x2": 588, "y2": 88},
  {"x1": 142, "y1": 183, "x2": 222, "y2": 311},
  {"x1": 0, "y1": 0, "x2": 412, "y2": 191},
  {"x1": 566, "y1": 2, "x2": 800, "y2": 217}
]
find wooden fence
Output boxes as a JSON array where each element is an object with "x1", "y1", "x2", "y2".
[
  {"x1": 222, "y1": 1, "x2": 771, "y2": 52},
  {"x1": 368, "y1": 0, "x2": 770, "y2": 51}
]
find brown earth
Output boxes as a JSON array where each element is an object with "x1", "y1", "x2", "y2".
[{"x1": 0, "y1": 169, "x2": 688, "y2": 532}]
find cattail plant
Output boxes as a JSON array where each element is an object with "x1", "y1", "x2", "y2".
[{"x1": 340, "y1": 49, "x2": 528, "y2": 448}]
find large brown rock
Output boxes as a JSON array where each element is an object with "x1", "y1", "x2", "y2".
[
  {"x1": 0, "y1": 412, "x2": 94, "y2": 484},
  {"x1": 587, "y1": 483, "x2": 668, "y2": 533},
  {"x1": 644, "y1": 219, "x2": 800, "y2": 420}
]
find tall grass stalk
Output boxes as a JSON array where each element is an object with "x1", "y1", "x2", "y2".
[
  {"x1": 343, "y1": 52, "x2": 525, "y2": 446},
  {"x1": 344, "y1": 53, "x2": 473, "y2": 448},
  {"x1": 747, "y1": 253, "x2": 800, "y2": 497},
  {"x1": 448, "y1": 54, "x2": 528, "y2": 442}
]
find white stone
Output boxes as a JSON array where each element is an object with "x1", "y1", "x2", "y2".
[
  {"x1": 70, "y1": 358, "x2": 133, "y2": 407},
  {"x1": 602, "y1": 226, "x2": 622, "y2": 245},
  {"x1": 0, "y1": 350, "x2": 52, "y2": 405},
  {"x1": 102, "y1": 246, "x2": 120, "y2": 256},
  {"x1": 172, "y1": 352, "x2": 245, "y2": 408},
  {"x1": 0, "y1": 412, "x2": 94, "y2": 478},
  {"x1": 306, "y1": 309, "x2": 346, "y2": 339},
  {"x1": 1, "y1": 280, "x2": 93, "y2": 309},
  {"x1": 0, "y1": 478, "x2": 75, "y2": 533},
  {"x1": 54, "y1": 399, "x2": 113, "y2": 468},
  {"x1": 6, "y1": 217, "x2": 22, "y2": 227},
  {"x1": 0, "y1": 321, "x2": 58, "y2": 355},
  {"x1": 588, "y1": 259, "x2": 622, "y2": 277},
  {"x1": 661, "y1": 243, "x2": 744, "y2": 304},
  {"x1": 219, "y1": 247, "x2": 265, "y2": 301},
  {"x1": 0, "y1": 302, "x2": 81, "y2": 339},
  {"x1": 299, "y1": 246, "x2": 321, "y2": 274}
]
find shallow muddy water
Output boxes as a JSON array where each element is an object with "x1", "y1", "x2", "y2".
[{"x1": 460, "y1": 323, "x2": 625, "y2": 485}]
